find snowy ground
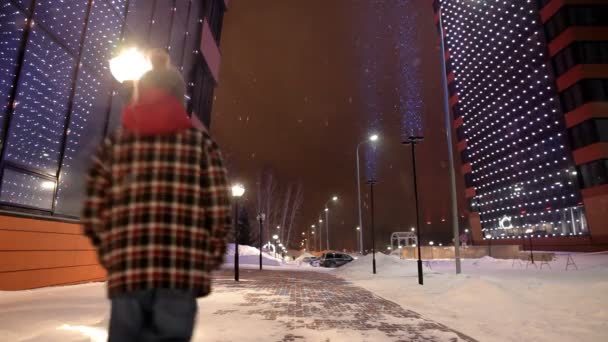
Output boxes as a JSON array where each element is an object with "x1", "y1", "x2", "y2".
[
  {"x1": 1, "y1": 246, "x2": 606, "y2": 341},
  {"x1": 336, "y1": 252, "x2": 608, "y2": 342}
]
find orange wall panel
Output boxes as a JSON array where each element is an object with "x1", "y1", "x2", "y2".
[
  {"x1": 0, "y1": 230, "x2": 93, "y2": 251},
  {"x1": 0, "y1": 214, "x2": 104, "y2": 291},
  {"x1": 0, "y1": 250, "x2": 99, "y2": 272},
  {"x1": 0, "y1": 265, "x2": 106, "y2": 291}
]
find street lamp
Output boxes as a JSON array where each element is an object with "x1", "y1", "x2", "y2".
[
  {"x1": 356, "y1": 133, "x2": 380, "y2": 254},
  {"x1": 368, "y1": 179, "x2": 377, "y2": 274},
  {"x1": 525, "y1": 228, "x2": 535, "y2": 264},
  {"x1": 323, "y1": 195, "x2": 338, "y2": 251},
  {"x1": 231, "y1": 184, "x2": 245, "y2": 282},
  {"x1": 485, "y1": 234, "x2": 493, "y2": 257},
  {"x1": 437, "y1": 6, "x2": 463, "y2": 275},
  {"x1": 109, "y1": 47, "x2": 151, "y2": 83},
  {"x1": 403, "y1": 136, "x2": 424, "y2": 285},
  {"x1": 257, "y1": 213, "x2": 266, "y2": 271}
]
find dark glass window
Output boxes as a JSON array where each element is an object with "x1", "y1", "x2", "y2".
[
  {"x1": 206, "y1": 0, "x2": 224, "y2": 43},
  {"x1": 569, "y1": 119, "x2": 608, "y2": 150},
  {"x1": 552, "y1": 42, "x2": 608, "y2": 77},
  {"x1": 578, "y1": 159, "x2": 608, "y2": 188},
  {"x1": 0, "y1": 0, "x2": 220, "y2": 218},
  {"x1": 464, "y1": 172, "x2": 474, "y2": 189},
  {"x1": 456, "y1": 125, "x2": 466, "y2": 142},
  {"x1": 34, "y1": 0, "x2": 88, "y2": 53},
  {"x1": 55, "y1": 68, "x2": 112, "y2": 215},
  {"x1": 0, "y1": 3, "x2": 26, "y2": 146},
  {"x1": 561, "y1": 79, "x2": 608, "y2": 113},
  {"x1": 0, "y1": 167, "x2": 55, "y2": 210},
  {"x1": 4, "y1": 27, "x2": 75, "y2": 175},
  {"x1": 148, "y1": 0, "x2": 174, "y2": 49},
  {"x1": 81, "y1": 0, "x2": 123, "y2": 77},
  {"x1": 544, "y1": 6, "x2": 608, "y2": 42},
  {"x1": 168, "y1": 0, "x2": 190, "y2": 66}
]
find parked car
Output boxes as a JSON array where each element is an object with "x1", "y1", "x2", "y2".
[
  {"x1": 301, "y1": 256, "x2": 321, "y2": 267},
  {"x1": 320, "y1": 252, "x2": 353, "y2": 268}
]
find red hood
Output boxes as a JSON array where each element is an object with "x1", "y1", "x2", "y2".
[{"x1": 122, "y1": 88, "x2": 194, "y2": 135}]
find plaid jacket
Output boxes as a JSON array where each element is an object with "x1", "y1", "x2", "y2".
[{"x1": 82, "y1": 127, "x2": 231, "y2": 298}]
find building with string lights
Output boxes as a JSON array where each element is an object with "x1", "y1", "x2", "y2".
[
  {"x1": 0, "y1": 0, "x2": 227, "y2": 290},
  {"x1": 432, "y1": 0, "x2": 608, "y2": 250}
]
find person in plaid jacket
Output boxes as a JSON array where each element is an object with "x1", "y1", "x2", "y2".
[{"x1": 83, "y1": 49, "x2": 231, "y2": 342}]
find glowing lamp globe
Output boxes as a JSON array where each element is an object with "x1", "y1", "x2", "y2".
[
  {"x1": 109, "y1": 48, "x2": 151, "y2": 83},
  {"x1": 231, "y1": 184, "x2": 245, "y2": 198}
]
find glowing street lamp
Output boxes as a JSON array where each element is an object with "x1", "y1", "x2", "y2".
[
  {"x1": 109, "y1": 47, "x2": 151, "y2": 83},
  {"x1": 231, "y1": 183, "x2": 245, "y2": 282},
  {"x1": 356, "y1": 134, "x2": 379, "y2": 254},
  {"x1": 323, "y1": 195, "x2": 338, "y2": 250}
]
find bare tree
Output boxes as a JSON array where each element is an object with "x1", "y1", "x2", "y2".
[
  {"x1": 279, "y1": 185, "x2": 292, "y2": 242},
  {"x1": 285, "y1": 182, "x2": 304, "y2": 248}
]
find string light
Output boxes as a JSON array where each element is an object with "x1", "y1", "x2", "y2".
[{"x1": 438, "y1": 0, "x2": 587, "y2": 239}]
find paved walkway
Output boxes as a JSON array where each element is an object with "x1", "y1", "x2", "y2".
[{"x1": 213, "y1": 269, "x2": 477, "y2": 342}]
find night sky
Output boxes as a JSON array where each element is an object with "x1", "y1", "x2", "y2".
[{"x1": 211, "y1": 0, "x2": 467, "y2": 251}]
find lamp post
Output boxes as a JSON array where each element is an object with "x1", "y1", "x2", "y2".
[
  {"x1": 356, "y1": 134, "x2": 379, "y2": 254},
  {"x1": 310, "y1": 225, "x2": 316, "y2": 252},
  {"x1": 437, "y1": 7, "x2": 463, "y2": 275},
  {"x1": 525, "y1": 229, "x2": 535, "y2": 264},
  {"x1": 324, "y1": 196, "x2": 338, "y2": 251},
  {"x1": 403, "y1": 136, "x2": 424, "y2": 285},
  {"x1": 368, "y1": 179, "x2": 377, "y2": 274},
  {"x1": 485, "y1": 234, "x2": 493, "y2": 258},
  {"x1": 257, "y1": 213, "x2": 266, "y2": 270},
  {"x1": 356, "y1": 226, "x2": 361, "y2": 254},
  {"x1": 231, "y1": 184, "x2": 245, "y2": 282},
  {"x1": 318, "y1": 217, "x2": 323, "y2": 251}
]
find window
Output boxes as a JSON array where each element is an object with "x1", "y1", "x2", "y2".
[
  {"x1": 0, "y1": 0, "x2": 221, "y2": 218},
  {"x1": 578, "y1": 159, "x2": 608, "y2": 188},
  {"x1": 544, "y1": 6, "x2": 608, "y2": 42},
  {"x1": 561, "y1": 79, "x2": 608, "y2": 113},
  {"x1": 206, "y1": 0, "x2": 224, "y2": 43},
  {"x1": 569, "y1": 119, "x2": 608, "y2": 150},
  {"x1": 553, "y1": 42, "x2": 608, "y2": 77}
]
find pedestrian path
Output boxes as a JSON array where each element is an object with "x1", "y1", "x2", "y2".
[{"x1": 212, "y1": 269, "x2": 477, "y2": 342}]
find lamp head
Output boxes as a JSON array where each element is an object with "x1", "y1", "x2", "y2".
[
  {"x1": 231, "y1": 184, "x2": 245, "y2": 198},
  {"x1": 109, "y1": 47, "x2": 151, "y2": 83}
]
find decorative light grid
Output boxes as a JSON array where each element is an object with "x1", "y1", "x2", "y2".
[
  {"x1": 5, "y1": 26, "x2": 75, "y2": 176},
  {"x1": 107, "y1": 0, "x2": 128, "y2": 17},
  {"x1": 0, "y1": 3, "x2": 26, "y2": 144},
  {"x1": 80, "y1": 0, "x2": 123, "y2": 79},
  {"x1": 0, "y1": 0, "x2": 213, "y2": 215},
  {"x1": 0, "y1": 167, "x2": 55, "y2": 209},
  {"x1": 34, "y1": 0, "x2": 88, "y2": 53},
  {"x1": 55, "y1": 67, "x2": 111, "y2": 214},
  {"x1": 438, "y1": 0, "x2": 586, "y2": 238},
  {"x1": 15, "y1": 0, "x2": 34, "y2": 12}
]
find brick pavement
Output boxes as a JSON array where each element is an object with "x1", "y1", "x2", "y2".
[{"x1": 212, "y1": 269, "x2": 477, "y2": 342}]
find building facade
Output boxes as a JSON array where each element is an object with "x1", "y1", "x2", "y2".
[
  {"x1": 0, "y1": 0, "x2": 227, "y2": 290},
  {"x1": 432, "y1": 0, "x2": 608, "y2": 250}
]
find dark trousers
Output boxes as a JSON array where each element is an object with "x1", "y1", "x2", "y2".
[{"x1": 109, "y1": 289, "x2": 197, "y2": 342}]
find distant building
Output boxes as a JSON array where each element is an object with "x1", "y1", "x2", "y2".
[
  {"x1": 0, "y1": 0, "x2": 227, "y2": 290},
  {"x1": 432, "y1": 0, "x2": 608, "y2": 250}
]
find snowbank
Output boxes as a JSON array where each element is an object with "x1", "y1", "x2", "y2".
[
  {"x1": 336, "y1": 253, "x2": 608, "y2": 342},
  {"x1": 223, "y1": 244, "x2": 283, "y2": 266}
]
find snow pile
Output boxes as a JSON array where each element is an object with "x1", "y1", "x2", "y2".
[
  {"x1": 336, "y1": 252, "x2": 608, "y2": 342},
  {"x1": 223, "y1": 244, "x2": 283, "y2": 266}
]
